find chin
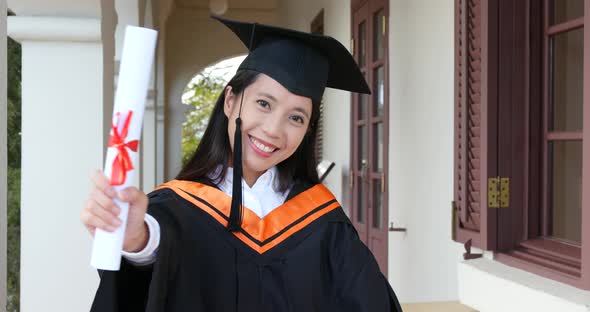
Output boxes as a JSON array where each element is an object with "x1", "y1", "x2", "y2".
[
  {"x1": 247, "y1": 161, "x2": 275, "y2": 173},
  {"x1": 244, "y1": 150, "x2": 282, "y2": 172}
]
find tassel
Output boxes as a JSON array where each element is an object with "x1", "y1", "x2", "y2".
[{"x1": 228, "y1": 117, "x2": 243, "y2": 231}]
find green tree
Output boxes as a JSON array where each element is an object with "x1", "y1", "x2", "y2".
[
  {"x1": 6, "y1": 167, "x2": 19, "y2": 312},
  {"x1": 181, "y1": 72, "x2": 225, "y2": 165},
  {"x1": 7, "y1": 40, "x2": 20, "y2": 168},
  {"x1": 7, "y1": 10, "x2": 22, "y2": 312}
]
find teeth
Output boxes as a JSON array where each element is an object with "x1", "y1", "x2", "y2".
[{"x1": 251, "y1": 137, "x2": 276, "y2": 153}]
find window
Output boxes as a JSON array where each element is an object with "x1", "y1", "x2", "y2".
[
  {"x1": 453, "y1": 0, "x2": 590, "y2": 289},
  {"x1": 541, "y1": 0, "x2": 584, "y2": 245},
  {"x1": 351, "y1": 0, "x2": 389, "y2": 274}
]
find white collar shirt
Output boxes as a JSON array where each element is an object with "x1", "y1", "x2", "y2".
[{"x1": 216, "y1": 166, "x2": 290, "y2": 218}]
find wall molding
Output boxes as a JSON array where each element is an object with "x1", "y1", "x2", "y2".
[
  {"x1": 459, "y1": 258, "x2": 590, "y2": 312},
  {"x1": 8, "y1": 16, "x2": 101, "y2": 42}
]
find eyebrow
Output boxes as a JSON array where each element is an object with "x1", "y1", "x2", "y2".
[
  {"x1": 293, "y1": 107, "x2": 310, "y2": 120},
  {"x1": 258, "y1": 92, "x2": 278, "y2": 102},
  {"x1": 257, "y1": 92, "x2": 311, "y2": 120}
]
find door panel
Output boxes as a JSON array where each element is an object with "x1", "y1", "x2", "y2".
[{"x1": 351, "y1": 0, "x2": 389, "y2": 274}]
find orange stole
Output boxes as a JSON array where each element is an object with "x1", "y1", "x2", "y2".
[{"x1": 155, "y1": 180, "x2": 340, "y2": 254}]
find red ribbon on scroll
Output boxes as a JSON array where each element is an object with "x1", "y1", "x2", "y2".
[{"x1": 108, "y1": 110, "x2": 139, "y2": 186}]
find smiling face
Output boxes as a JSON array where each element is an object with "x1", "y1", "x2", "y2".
[{"x1": 224, "y1": 74, "x2": 313, "y2": 185}]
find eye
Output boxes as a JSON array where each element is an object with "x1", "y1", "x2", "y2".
[
  {"x1": 257, "y1": 99, "x2": 270, "y2": 109},
  {"x1": 290, "y1": 115, "x2": 305, "y2": 124}
]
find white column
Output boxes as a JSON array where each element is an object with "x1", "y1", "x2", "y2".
[
  {"x1": 8, "y1": 16, "x2": 106, "y2": 312},
  {"x1": 115, "y1": 0, "x2": 162, "y2": 192},
  {"x1": 115, "y1": 0, "x2": 140, "y2": 60},
  {"x1": 165, "y1": 82, "x2": 186, "y2": 180},
  {"x1": 151, "y1": 0, "x2": 173, "y2": 186},
  {"x1": 155, "y1": 31, "x2": 167, "y2": 185},
  {"x1": 142, "y1": 89, "x2": 157, "y2": 191},
  {"x1": 141, "y1": 0, "x2": 158, "y2": 191},
  {"x1": 115, "y1": 0, "x2": 142, "y2": 188},
  {"x1": 0, "y1": 1, "x2": 8, "y2": 311}
]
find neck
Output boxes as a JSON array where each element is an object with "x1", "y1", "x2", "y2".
[{"x1": 241, "y1": 166, "x2": 265, "y2": 188}]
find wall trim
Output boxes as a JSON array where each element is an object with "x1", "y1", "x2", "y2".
[
  {"x1": 459, "y1": 258, "x2": 590, "y2": 312},
  {"x1": 8, "y1": 16, "x2": 101, "y2": 43}
]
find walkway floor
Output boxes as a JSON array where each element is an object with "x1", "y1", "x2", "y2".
[{"x1": 402, "y1": 301, "x2": 478, "y2": 312}]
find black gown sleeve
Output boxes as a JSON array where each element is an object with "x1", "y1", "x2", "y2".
[
  {"x1": 330, "y1": 222, "x2": 403, "y2": 312},
  {"x1": 90, "y1": 190, "x2": 179, "y2": 312}
]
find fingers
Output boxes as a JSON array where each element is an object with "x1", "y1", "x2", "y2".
[
  {"x1": 81, "y1": 198, "x2": 122, "y2": 233},
  {"x1": 90, "y1": 170, "x2": 147, "y2": 209},
  {"x1": 118, "y1": 187, "x2": 148, "y2": 211},
  {"x1": 90, "y1": 169, "x2": 116, "y2": 198},
  {"x1": 83, "y1": 171, "x2": 148, "y2": 238},
  {"x1": 91, "y1": 188, "x2": 121, "y2": 216},
  {"x1": 83, "y1": 223, "x2": 96, "y2": 237}
]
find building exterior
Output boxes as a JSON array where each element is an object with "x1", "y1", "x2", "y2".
[{"x1": 3, "y1": 0, "x2": 590, "y2": 311}]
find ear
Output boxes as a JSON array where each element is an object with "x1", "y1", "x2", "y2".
[{"x1": 223, "y1": 86, "x2": 234, "y2": 118}]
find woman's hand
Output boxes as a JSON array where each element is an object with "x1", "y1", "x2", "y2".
[{"x1": 80, "y1": 170, "x2": 150, "y2": 252}]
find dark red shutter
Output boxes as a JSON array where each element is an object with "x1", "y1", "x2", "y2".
[{"x1": 454, "y1": 0, "x2": 498, "y2": 250}]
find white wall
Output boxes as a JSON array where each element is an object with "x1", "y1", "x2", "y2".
[
  {"x1": 280, "y1": 0, "x2": 462, "y2": 303},
  {"x1": 279, "y1": 0, "x2": 352, "y2": 208},
  {"x1": 388, "y1": 0, "x2": 463, "y2": 302}
]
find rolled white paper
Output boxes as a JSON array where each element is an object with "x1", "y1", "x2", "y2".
[{"x1": 90, "y1": 25, "x2": 158, "y2": 271}]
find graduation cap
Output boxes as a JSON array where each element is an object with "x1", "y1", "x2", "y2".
[{"x1": 212, "y1": 15, "x2": 370, "y2": 231}]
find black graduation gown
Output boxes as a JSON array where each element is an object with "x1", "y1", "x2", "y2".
[{"x1": 91, "y1": 179, "x2": 403, "y2": 312}]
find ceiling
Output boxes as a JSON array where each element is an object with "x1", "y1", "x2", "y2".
[{"x1": 176, "y1": 0, "x2": 278, "y2": 10}]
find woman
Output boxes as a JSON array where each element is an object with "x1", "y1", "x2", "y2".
[{"x1": 82, "y1": 16, "x2": 402, "y2": 312}]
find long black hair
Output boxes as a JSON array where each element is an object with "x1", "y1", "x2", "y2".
[{"x1": 176, "y1": 70, "x2": 321, "y2": 191}]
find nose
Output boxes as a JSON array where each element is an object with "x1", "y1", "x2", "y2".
[{"x1": 261, "y1": 113, "x2": 282, "y2": 139}]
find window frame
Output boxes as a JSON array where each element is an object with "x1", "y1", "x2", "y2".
[
  {"x1": 488, "y1": 0, "x2": 590, "y2": 290},
  {"x1": 454, "y1": 0, "x2": 590, "y2": 290},
  {"x1": 540, "y1": 3, "x2": 584, "y2": 245}
]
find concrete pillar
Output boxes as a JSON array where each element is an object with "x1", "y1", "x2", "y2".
[
  {"x1": 155, "y1": 31, "x2": 166, "y2": 185},
  {"x1": 0, "y1": 0, "x2": 8, "y2": 311},
  {"x1": 8, "y1": 15, "x2": 109, "y2": 311},
  {"x1": 115, "y1": 0, "x2": 160, "y2": 192},
  {"x1": 140, "y1": 0, "x2": 159, "y2": 191},
  {"x1": 115, "y1": 0, "x2": 141, "y2": 188},
  {"x1": 150, "y1": 0, "x2": 173, "y2": 185},
  {"x1": 142, "y1": 88, "x2": 157, "y2": 191}
]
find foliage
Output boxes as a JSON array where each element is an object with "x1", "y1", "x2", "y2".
[
  {"x1": 6, "y1": 168, "x2": 20, "y2": 312},
  {"x1": 181, "y1": 72, "x2": 225, "y2": 166},
  {"x1": 7, "y1": 22, "x2": 22, "y2": 312},
  {"x1": 7, "y1": 36, "x2": 20, "y2": 169}
]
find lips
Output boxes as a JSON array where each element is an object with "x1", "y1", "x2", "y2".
[{"x1": 248, "y1": 135, "x2": 278, "y2": 156}]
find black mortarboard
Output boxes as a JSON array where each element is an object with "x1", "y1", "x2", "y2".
[
  {"x1": 212, "y1": 16, "x2": 370, "y2": 231},
  {"x1": 213, "y1": 15, "x2": 370, "y2": 102}
]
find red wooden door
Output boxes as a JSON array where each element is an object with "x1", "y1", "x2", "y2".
[{"x1": 351, "y1": 0, "x2": 389, "y2": 274}]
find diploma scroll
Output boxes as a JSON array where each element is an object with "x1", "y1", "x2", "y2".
[{"x1": 90, "y1": 26, "x2": 158, "y2": 271}]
